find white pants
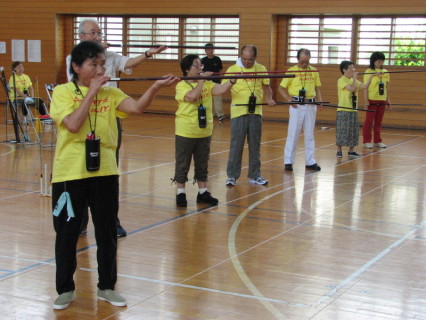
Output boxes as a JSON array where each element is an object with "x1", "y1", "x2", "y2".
[{"x1": 284, "y1": 104, "x2": 317, "y2": 166}]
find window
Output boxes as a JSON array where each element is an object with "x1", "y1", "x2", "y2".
[
  {"x1": 184, "y1": 17, "x2": 239, "y2": 60},
  {"x1": 358, "y1": 17, "x2": 426, "y2": 66},
  {"x1": 73, "y1": 15, "x2": 239, "y2": 61},
  {"x1": 127, "y1": 17, "x2": 180, "y2": 60},
  {"x1": 288, "y1": 17, "x2": 353, "y2": 64},
  {"x1": 287, "y1": 16, "x2": 426, "y2": 66}
]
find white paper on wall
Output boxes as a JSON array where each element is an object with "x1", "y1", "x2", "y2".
[{"x1": 12, "y1": 39, "x2": 25, "y2": 61}]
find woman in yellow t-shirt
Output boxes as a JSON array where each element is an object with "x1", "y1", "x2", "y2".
[
  {"x1": 362, "y1": 52, "x2": 391, "y2": 149},
  {"x1": 174, "y1": 54, "x2": 234, "y2": 207},
  {"x1": 50, "y1": 41, "x2": 178, "y2": 310},
  {"x1": 336, "y1": 61, "x2": 375, "y2": 158},
  {"x1": 8, "y1": 61, "x2": 47, "y2": 118}
]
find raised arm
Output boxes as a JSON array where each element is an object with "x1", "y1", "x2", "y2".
[
  {"x1": 62, "y1": 76, "x2": 110, "y2": 133},
  {"x1": 117, "y1": 74, "x2": 180, "y2": 114},
  {"x1": 124, "y1": 46, "x2": 168, "y2": 69}
]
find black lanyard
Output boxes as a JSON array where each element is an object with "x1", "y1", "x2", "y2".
[
  {"x1": 241, "y1": 66, "x2": 257, "y2": 96},
  {"x1": 185, "y1": 81, "x2": 203, "y2": 106},
  {"x1": 73, "y1": 81, "x2": 98, "y2": 135},
  {"x1": 298, "y1": 66, "x2": 310, "y2": 90}
]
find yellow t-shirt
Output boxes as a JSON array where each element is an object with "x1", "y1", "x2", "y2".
[
  {"x1": 222, "y1": 63, "x2": 270, "y2": 119},
  {"x1": 50, "y1": 82, "x2": 129, "y2": 183},
  {"x1": 364, "y1": 68, "x2": 390, "y2": 101},
  {"x1": 279, "y1": 65, "x2": 321, "y2": 98},
  {"x1": 8, "y1": 74, "x2": 32, "y2": 99},
  {"x1": 337, "y1": 76, "x2": 362, "y2": 112},
  {"x1": 175, "y1": 80, "x2": 215, "y2": 138}
]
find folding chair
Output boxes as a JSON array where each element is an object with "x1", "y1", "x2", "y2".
[{"x1": 34, "y1": 83, "x2": 58, "y2": 147}]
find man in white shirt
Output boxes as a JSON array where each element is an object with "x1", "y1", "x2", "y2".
[{"x1": 66, "y1": 19, "x2": 167, "y2": 237}]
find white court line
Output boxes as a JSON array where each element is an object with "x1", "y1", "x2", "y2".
[
  {"x1": 0, "y1": 254, "x2": 55, "y2": 266},
  {"x1": 79, "y1": 267, "x2": 303, "y2": 306},
  {"x1": 315, "y1": 222, "x2": 425, "y2": 306},
  {"x1": 225, "y1": 163, "x2": 426, "y2": 318},
  {"x1": 0, "y1": 190, "x2": 39, "y2": 201}
]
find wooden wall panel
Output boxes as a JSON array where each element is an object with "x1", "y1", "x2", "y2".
[{"x1": 0, "y1": 1, "x2": 425, "y2": 129}]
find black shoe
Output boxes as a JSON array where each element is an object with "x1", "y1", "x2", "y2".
[
  {"x1": 176, "y1": 193, "x2": 187, "y2": 207},
  {"x1": 196, "y1": 191, "x2": 218, "y2": 206},
  {"x1": 306, "y1": 163, "x2": 321, "y2": 171},
  {"x1": 285, "y1": 164, "x2": 293, "y2": 171},
  {"x1": 218, "y1": 115, "x2": 226, "y2": 121},
  {"x1": 348, "y1": 151, "x2": 361, "y2": 158},
  {"x1": 117, "y1": 224, "x2": 127, "y2": 238}
]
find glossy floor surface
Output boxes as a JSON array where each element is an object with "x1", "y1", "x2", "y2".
[{"x1": 0, "y1": 113, "x2": 425, "y2": 320}]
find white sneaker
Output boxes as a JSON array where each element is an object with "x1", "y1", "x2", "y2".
[
  {"x1": 375, "y1": 143, "x2": 387, "y2": 148},
  {"x1": 249, "y1": 177, "x2": 268, "y2": 185},
  {"x1": 364, "y1": 143, "x2": 373, "y2": 149},
  {"x1": 226, "y1": 178, "x2": 237, "y2": 186}
]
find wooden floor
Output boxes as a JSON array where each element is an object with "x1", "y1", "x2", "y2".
[{"x1": 0, "y1": 111, "x2": 425, "y2": 320}]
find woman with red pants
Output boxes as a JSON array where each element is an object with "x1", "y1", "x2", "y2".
[{"x1": 362, "y1": 52, "x2": 391, "y2": 149}]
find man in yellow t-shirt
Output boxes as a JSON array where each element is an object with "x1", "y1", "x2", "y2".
[
  {"x1": 222, "y1": 45, "x2": 275, "y2": 186},
  {"x1": 279, "y1": 48, "x2": 322, "y2": 172}
]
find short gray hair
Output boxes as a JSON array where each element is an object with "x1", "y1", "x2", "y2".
[{"x1": 78, "y1": 19, "x2": 99, "y2": 34}]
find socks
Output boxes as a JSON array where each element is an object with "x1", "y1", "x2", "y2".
[
  {"x1": 177, "y1": 188, "x2": 185, "y2": 195},
  {"x1": 199, "y1": 188, "x2": 207, "y2": 194}
]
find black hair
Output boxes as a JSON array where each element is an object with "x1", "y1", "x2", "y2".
[
  {"x1": 180, "y1": 54, "x2": 200, "y2": 76},
  {"x1": 369, "y1": 52, "x2": 386, "y2": 69},
  {"x1": 297, "y1": 48, "x2": 311, "y2": 60},
  {"x1": 340, "y1": 60, "x2": 354, "y2": 74},
  {"x1": 240, "y1": 45, "x2": 257, "y2": 58},
  {"x1": 69, "y1": 41, "x2": 105, "y2": 81},
  {"x1": 11, "y1": 61, "x2": 22, "y2": 71}
]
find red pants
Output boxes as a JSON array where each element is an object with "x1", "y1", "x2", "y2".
[{"x1": 363, "y1": 100, "x2": 386, "y2": 144}]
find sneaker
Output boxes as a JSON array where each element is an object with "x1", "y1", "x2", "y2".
[
  {"x1": 306, "y1": 163, "x2": 321, "y2": 171},
  {"x1": 364, "y1": 143, "x2": 373, "y2": 149},
  {"x1": 284, "y1": 164, "x2": 293, "y2": 171},
  {"x1": 336, "y1": 151, "x2": 343, "y2": 158},
  {"x1": 97, "y1": 289, "x2": 127, "y2": 307},
  {"x1": 375, "y1": 142, "x2": 387, "y2": 148},
  {"x1": 53, "y1": 291, "x2": 75, "y2": 310},
  {"x1": 117, "y1": 224, "x2": 127, "y2": 238},
  {"x1": 226, "y1": 178, "x2": 237, "y2": 186},
  {"x1": 176, "y1": 193, "x2": 187, "y2": 207},
  {"x1": 196, "y1": 191, "x2": 218, "y2": 205},
  {"x1": 218, "y1": 115, "x2": 226, "y2": 121},
  {"x1": 348, "y1": 151, "x2": 361, "y2": 157},
  {"x1": 249, "y1": 177, "x2": 268, "y2": 185}
]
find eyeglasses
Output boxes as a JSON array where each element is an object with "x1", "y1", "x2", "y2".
[
  {"x1": 298, "y1": 59, "x2": 310, "y2": 64},
  {"x1": 81, "y1": 31, "x2": 103, "y2": 37}
]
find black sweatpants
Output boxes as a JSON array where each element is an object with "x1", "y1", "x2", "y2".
[{"x1": 52, "y1": 175, "x2": 119, "y2": 294}]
